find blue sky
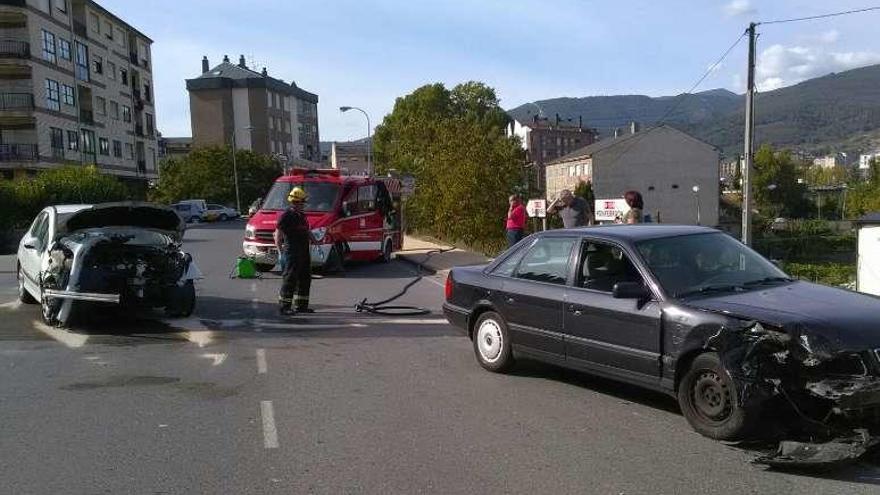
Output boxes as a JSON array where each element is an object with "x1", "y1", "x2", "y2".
[{"x1": 98, "y1": 0, "x2": 880, "y2": 141}]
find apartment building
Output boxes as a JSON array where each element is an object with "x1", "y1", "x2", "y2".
[
  {"x1": 507, "y1": 114, "x2": 598, "y2": 191},
  {"x1": 186, "y1": 55, "x2": 320, "y2": 162},
  {"x1": 0, "y1": 0, "x2": 158, "y2": 184},
  {"x1": 329, "y1": 138, "x2": 370, "y2": 175}
]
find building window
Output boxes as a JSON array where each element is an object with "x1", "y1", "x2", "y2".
[
  {"x1": 61, "y1": 84, "x2": 75, "y2": 106},
  {"x1": 55, "y1": 0, "x2": 67, "y2": 13},
  {"x1": 93, "y1": 55, "x2": 102, "y2": 75},
  {"x1": 115, "y1": 28, "x2": 125, "y2": 47},
  {"x1": 107, "y1": 61, "x2": 116, "y2": 81},
  {"x1": 122, "y1": 105, "x2": 131, "y2": 122},
  {"x1": 104, "y1": 20, "x2": 113, "y2": 40},
  {"x1": 45, "y1": 79, "x2": 60, "y2": 111},
  {"x1": 67, "y1": 130, "x2": 79, "y2": 150},
  {"x1": 145, "y1": 113, "x2": 154, "y2": 136},
  {"x1": 125, "y1": 142, "x2": 134, "y2": 159},
  {"x1": 95, "y1": 96, "x2": 106, "y2": 116},
  {"x1": 110, "y1": 100, "x2": 119, "y2": 120},
  {"x1": 50, "y1": 127, "x2": 64, "y2": 158},
  {"x1": 89, "y1": 12, "x2": 99, "y2": 34},
  {"x1": 74, "y1": 41, "x2": 89, "y2": 81},
  {"x1": 120, "y1": 69, "x2": 128, "y2": 86},
  {"x1": 144, "y1": 83, "x2": 151, "y2": 102},
  {"x1": 59, "y1": 39, "x2": 71, "y2": 61},
  {"x1": 113, "y1": 140, "x2": 122, "y2": 158},
  {"x1": 98, "y1": 137, "x2": 109, "y2": 155},
  {"x1": 81, "y1": 129, "x2": 96, "y2": 162},
  {"x1": 42, "y1": 30, "x2": 56, "y2": 64}
]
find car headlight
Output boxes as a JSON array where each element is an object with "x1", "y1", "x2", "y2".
[
  {"x1": 311, "y1": 227, "x2": 328, "y2": 242},
  {"x1": 245, "y1": 224, "x2": 255, "y2": 239}
]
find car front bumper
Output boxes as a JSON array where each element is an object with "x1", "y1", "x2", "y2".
[{"x1": 242, "y1": 240, "x2": 333, "y2": 267}]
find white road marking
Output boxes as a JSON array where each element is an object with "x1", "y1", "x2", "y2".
[
  {"x1": 256, "y1": 349, "x2": 267, "y2": 374},
  {"x1": 0, "y1": 300, "x2": 22, "y2": 310},
  {"x1": 422, "y1": 276, "x2": 445, "y2": 288},
  {"x1": 185, "y1": 331, "x2": 213, "y2": 348},
  {"x1": 33, "y1": 321, "x2": 88, "y2": 348},
  {"x1": 260, "y1": 401, "x2": 279, "y2": 449},
  {"x1": 200, "y1": 353, "x2": 227, "y2": 366},
  {"x1": 255, "y1": 322, "x2": 368, "y2": 330},
  {"x1": 250, "y1": 281, "x2": 258, "y2": 293},
  {"x1": 360, "y1": 318, "x2": 448, "y2": 325}
]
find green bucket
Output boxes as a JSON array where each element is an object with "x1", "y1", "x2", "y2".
[{"x1": 235, "y1": 257, "x2": 258, "y2": 279}]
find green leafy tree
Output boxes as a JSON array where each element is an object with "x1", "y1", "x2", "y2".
[
  {"x1": 374, "y1": 82, "x2": 526, "y2": 253},
  {"x1": 150, "y1": 146, "x2": 282, "y2": 208},
  {"x1": 846, "y1": 160, "x2": 880, "y2": 218},
  {"x1": 753, "y1": 145, "x2": 809, "y2": 219}
]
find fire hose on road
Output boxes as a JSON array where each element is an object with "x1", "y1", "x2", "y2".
[{"x1": 355, "y1": 248, "x2": 455, "y2": 316}]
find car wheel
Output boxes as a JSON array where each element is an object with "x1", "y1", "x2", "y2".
[
  {"x1": 166, "y1": 280, "x2": 196, "y2": 317},
  {"x1": 677, "y1": 352, "x2": 757, "y2": 440},
  {"x1": 379, "y1": 239, "x2": 393, "y2": 263},
  {"x1": 40, "y1": 284, "x2": 61, "y2": 326},
  {"x1": 219, "y1": 214, "x2": 228, "y2": 222},
  {"x1": 255, "y1": 263, "x2": 275, "y2": 273},
  {"x1": 18, "y1": 265, "x2": 37, "y2": 304},
  {"x1": 472, "y1": 311, "x2": 514, "y2": 373}
]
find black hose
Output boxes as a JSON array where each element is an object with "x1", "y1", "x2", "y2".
[{"x1": 355, "y1": 247, "x2": 455, "y2": 316}]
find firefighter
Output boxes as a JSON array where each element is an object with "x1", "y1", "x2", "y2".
[{"x1": 274, "y1": 186, "x2": 315, "y2": 315}]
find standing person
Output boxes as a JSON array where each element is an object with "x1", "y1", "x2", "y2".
[
  {"x1": 623, "y1": 190, "x2": 644, "y2": 224},
  {"x1": 548, "y1": 189, "x2": 593, "y2": 228},
  {"x1": 506, "y1": 194, "x2": 526, "y2": 248},
  {"x1": 275, "y1": 186, "x2": 315, "y2": 316}
]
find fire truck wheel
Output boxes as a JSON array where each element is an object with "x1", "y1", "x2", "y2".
[{"x1": 380, "y1": 239, "x2": 392, "y2": 263}]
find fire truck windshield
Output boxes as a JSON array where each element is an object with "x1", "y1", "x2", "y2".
[{"x1": 262, "y1": 182, "x2": 340, "y2": 212}]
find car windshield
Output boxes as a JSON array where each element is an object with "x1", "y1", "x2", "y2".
[
  {"x1": 262, "y1": 181, "x2": 340, "y2": 212},
  {"x1": 636, "y1": 232, "x2": 790, "y2": 298}
]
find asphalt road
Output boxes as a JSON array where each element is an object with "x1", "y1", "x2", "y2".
[{"x1": 2, "y1": 220, "x2": 880, "y2": 494}]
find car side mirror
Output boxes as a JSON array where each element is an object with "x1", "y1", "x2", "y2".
[
  {"x1": 23, "y1": 242, "x2": 36, "y2": 250},
  {"x1": 612, "y1": 282, "x2": 649, "y2": 300}
]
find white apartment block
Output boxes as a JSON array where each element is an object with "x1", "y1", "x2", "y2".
[{"x1": 0, "y1": 0, "x2": 158, "y2": 184}]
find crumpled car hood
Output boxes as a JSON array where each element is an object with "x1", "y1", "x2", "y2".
[
  {"x1": 61, "y1": 202, "x2": 184, "y2": 240},
  {"x1": 684, "y1": 281, "x2": 880, "y2": 350}
]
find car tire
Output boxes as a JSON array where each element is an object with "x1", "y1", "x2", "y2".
[
  {"x1": 255, "y1": 263, "x2": 275, "y2": 273},
  {"x1": 40, "y1": 283, "x2": 61, "y2": 327},
  {"x1": 219, "y1": 214, "x2": 228, "y2": 222},
  {"x1": 472, "y1": 311, "x2": 514, "y2": 373},
  {"x1": 18, "y1": 265, "x2": 37, "y2": 304},
  {"x1": 166, "y1": 280, "x2": 196, "y2": 317},
  {"x1": 379, "y1": 239, "x2": 393, "y2": 263},
  {"x1": 677, "y1": 352, "x2": 757, "y2": 441}
]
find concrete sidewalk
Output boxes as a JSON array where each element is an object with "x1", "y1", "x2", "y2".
[{"x1": 396, "y1": 236, "x2": 491, "y2": 274}]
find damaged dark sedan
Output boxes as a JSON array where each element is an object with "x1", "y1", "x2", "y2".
[
  {"x1": 17, "y1": 202, "x2": 201, "y2": 326},
  {"x1": 443, "y1": 225, "x2": 880, "y2": 464}
]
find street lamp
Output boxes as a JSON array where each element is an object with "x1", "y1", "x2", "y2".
[
  {"x1": 692, "y1": 185, "x2": 701, "y2": 225},
  {"x1": 340, "y1": 106, "x2": 371, "y2": 175},
  {"x1": 230, "y1": 125, "x2": 255, "y2": 213}
]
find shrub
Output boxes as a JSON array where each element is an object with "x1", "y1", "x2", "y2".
[{"x1": 782, "y1": 262, "x2": 856, "y2": 287}]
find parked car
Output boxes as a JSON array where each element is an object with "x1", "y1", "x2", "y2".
[
  {"x1": 17, "y1": 202, "x2": 201, "y2": 326},
  {"x1": 443, "y1": 225, "x2": 880, "y2": 442},
  {"x1": 171, "y1": 202, "x2": 206, "y2": 223},
  {"x1": 206, "y1": 204, "x2": 239, "y2": 222}
]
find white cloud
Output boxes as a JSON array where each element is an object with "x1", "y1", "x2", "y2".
[
  {"x1": 723, "y1": 0, "x2": 755, "y2": 17},
  {"x1": 819, "y1": 29, "x2": 840, "y2": 44},
  {"x1": 756, "y1": 43, "x2": 880, "y2": 91}
]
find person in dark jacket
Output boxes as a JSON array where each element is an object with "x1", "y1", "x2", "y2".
[{"x1": 275, "y1": 186, "x2": 315, "y2": 315}]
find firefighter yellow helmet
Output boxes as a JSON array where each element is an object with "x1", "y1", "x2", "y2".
[{"x1": 288, "y1": 187, "x2": 308, "y2": 203}]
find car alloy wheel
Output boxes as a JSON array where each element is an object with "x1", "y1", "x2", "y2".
[
  {"x1": 472, "y1": 311, "x2": 514, "y2": 372},
  {"x1": 477, "y1": 319, "x2": 503, "y2": 363}
]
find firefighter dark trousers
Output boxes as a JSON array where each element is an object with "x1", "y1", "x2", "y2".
[{"x1": 279, "y1": 247, "x2": 311, "y2": 311}]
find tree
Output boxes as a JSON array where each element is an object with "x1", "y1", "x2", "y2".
[
  {"x1": 373, "y1": 82, "x2": 525, "y2": 253},
  {"x1": 753, "y1": 145, "x2": 809, "y2": 219},
  {"x1": 846, "y1": 160, "x2": 880, "y2": 218},
  {"x1": 150, "y1": 146, "x2": 282, "y2": 208}
]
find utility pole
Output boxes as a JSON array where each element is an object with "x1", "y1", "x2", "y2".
[{"x1": 742, "y1": 22, "x2": 757, "y2": 246}]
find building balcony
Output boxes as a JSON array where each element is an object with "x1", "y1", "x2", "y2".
[
  {"x1": 0, "y1": 143, "x2": 37, "y2": 162},
  {"x1": 0, "y1": 39, "x2": 29, "y2": 58},
  {"x1": 80, "y1": 109, "x2": 94, "y2": 125},
  {"x1": 0, "y1": 92, "x2": 33, "y2": 110}
]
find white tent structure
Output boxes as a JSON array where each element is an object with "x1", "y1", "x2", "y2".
[{"x1": 856, "y1": 213, "x2": 880, "y2": 296}]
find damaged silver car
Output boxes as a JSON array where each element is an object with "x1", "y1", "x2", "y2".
[{"x1": 16, "y1": 202, "x2": 201, "y2": 326}]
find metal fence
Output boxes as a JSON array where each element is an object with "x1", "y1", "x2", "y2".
[
  {"x1": 0, "y1": 92, "x2": 34, "y2": 110},
  {"x1": 0, "y1": 144, "x2": 38, "y2": 162},
  {"x1": 0, "y1": 39, "x2": 30, "y2": 58}
]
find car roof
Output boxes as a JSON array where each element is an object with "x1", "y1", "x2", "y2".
[
  {"x1": 53, "y1": 204, "x2": 93, "y2": 214},
  {"x1": 540, "y1": 224, "x2": 721, "y2": 243}
]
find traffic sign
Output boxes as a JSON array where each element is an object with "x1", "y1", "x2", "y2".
[
  {"x1": 526, "y1": 199, "x2": 547, "y2": 218},
  {"x1": 401, "y1": 175, "x2": 416, "y2": 196}
]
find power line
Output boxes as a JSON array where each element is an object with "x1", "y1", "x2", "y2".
[{"x1": 760, "y1": 5, "x2": 880, "y2": 25}]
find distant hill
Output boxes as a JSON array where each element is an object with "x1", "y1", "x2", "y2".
[{"x1": 508, "y1": 64, "x2": 880, "y2": 158}]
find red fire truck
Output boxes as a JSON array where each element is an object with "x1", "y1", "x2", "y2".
[{"x1": 243, "y1": 169, "x2": 403, "y2": 271}]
